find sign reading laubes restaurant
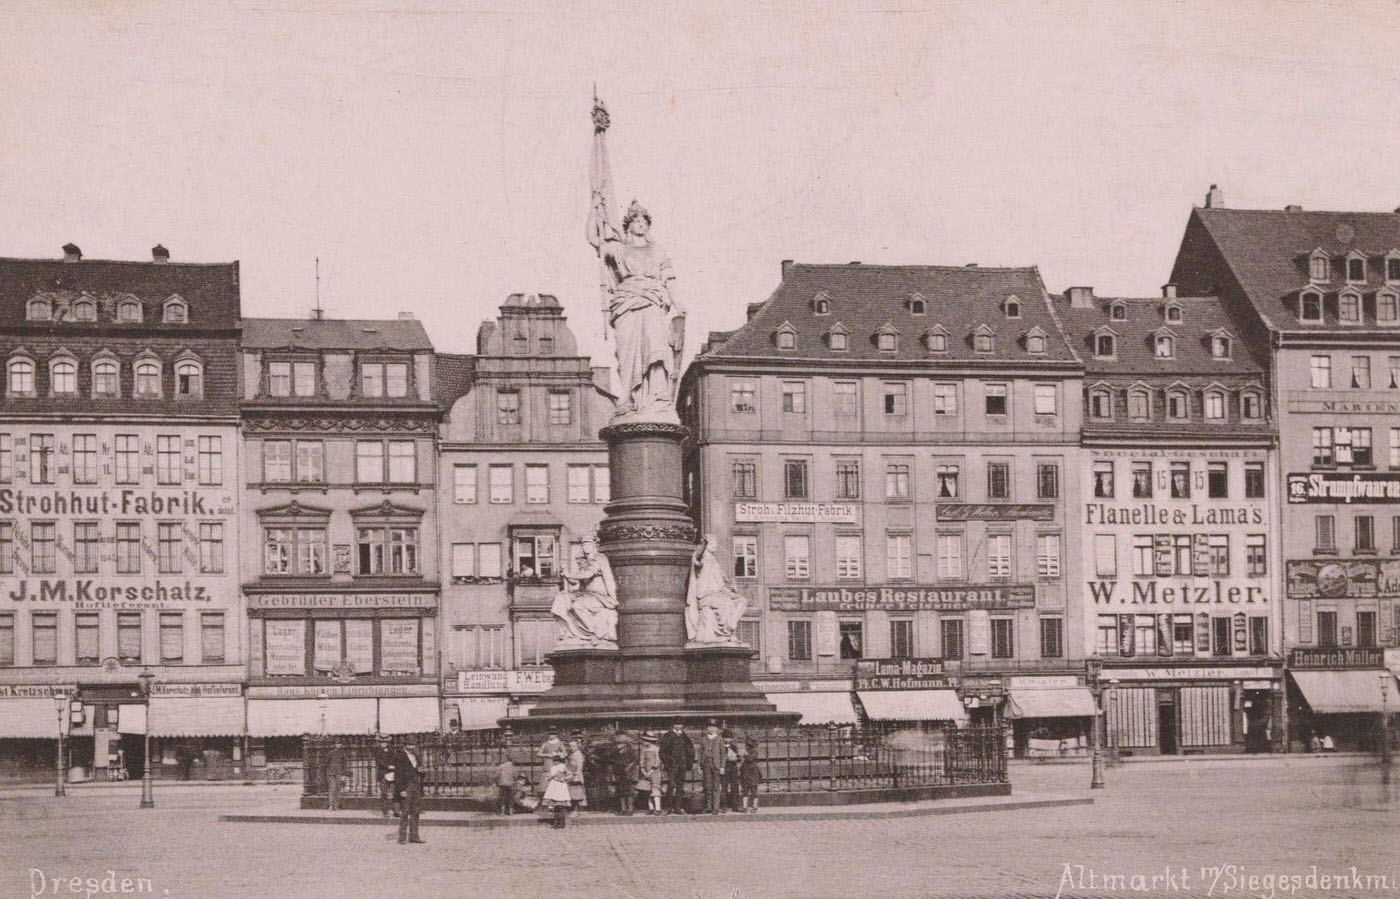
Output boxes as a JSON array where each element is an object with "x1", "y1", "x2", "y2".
[{"x1": 769, "y1": 584, "x2": 1034, "y2": 612}]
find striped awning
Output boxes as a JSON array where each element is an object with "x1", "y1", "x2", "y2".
[
  {"x1": 149, "y1": 698, "x2": 246, "y2": 737},
  {"x1": 765, "y1": 691, "x2": 858, "y2": 726},
  {"x1": 857, "y1": 690, "x2": 968, "y2": 725}
]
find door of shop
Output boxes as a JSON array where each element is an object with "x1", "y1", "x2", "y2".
[
  {"x1": 1244, "y1": 691, "x2": 1271, "y2": 753},
  {"x1": 1157, "y1": 694, "x2": 1179, "y2": 754}
]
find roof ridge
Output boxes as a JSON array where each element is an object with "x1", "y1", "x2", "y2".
[
  {"x1": 790, "y1": 262, "x2": 1039, "y2": 273},
  {"x1": 0, "y1": 257, "x2": 236, "y2": 267},
  {"x1": 1197, "y1": 206, "x2": 1400, "y2": 218}
]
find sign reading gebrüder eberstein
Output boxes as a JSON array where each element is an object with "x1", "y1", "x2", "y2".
[
  {"x1": 769, "y1": 584, "x2": 1034, "y2": 612},
  {"x1": 1286, "y1": 472, "x2": 1400, "y2": 504},
  {"x1": 854, "y1": 658, "x2": 955, "y2": 690},
  {"x1": 733, "y1": 502, "x2": 858, "y2": 524}
]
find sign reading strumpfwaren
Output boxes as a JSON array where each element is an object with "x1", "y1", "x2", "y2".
[
  {"x1": 1288, "y1": 472, "x2": 1400, "y2": 504},
  {"x1": 769, "y1": 584, "x2": 1034, "y2": 612}
]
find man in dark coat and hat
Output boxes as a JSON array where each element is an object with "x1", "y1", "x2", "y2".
[
  {"x1": 393, "y1": 735, "x2": 425, "y2": 844},
  {"x1": 658, "y1": 720, "x2": 695, "y2": 814}
]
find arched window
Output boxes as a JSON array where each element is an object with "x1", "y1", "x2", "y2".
[
  {"x1": 909, "y1": 298, "x2": 926, "y2": 315},
  {"x1": 163, "y1": 297, "x2": 188, "y2": 323},
  {"x1": 1026, "y1": 333, "x2": 1045, "y2": 354},
  {"x1": 7, "y1": 359, "x2": 34, "y2": 395},
  {"x1": 1004, "y1": 299, "x2": 1021, "y2": 319},
  {"x1": 1339, "y1": 290, "x2": 1361, "y2": 323},
  {"x1": 1095, "y1": 334, "x2": 1115, "y2": 357},
  {"x1": 1347, "y1": 255, "x2": 1366, "y2": 283},
  {"x1": 813, "y1": 297, "x2": 830, "y2": 315},
  {"x1": 1089, "y1": 388, "x2": 1112, "y2": 419},
  {"x1": 92, "y1": 360, "x2": 119, "y2": 397},
  {"x1": 175, "y1": 359, "x2": 203, "y2": 397},
  {"x1": 1154, "y1": 335, "x2": 1175, "y2": 358},
  {"x1": 134, "y1": 360, "x2": 161, "y2": 397},
  {"x1": 1242, "y1": 391, "x2": 1262, "y2": 420},
  {"x1": 1167, "y1": 390, "x2": 1189, "y2": 420},
  {"x1": 1204, "y1": 391, "x2": 1225, "y2": 420},
  {"x1": 50, "y1": 359, "x2": 77, "y2": 395},
  {"x1": 1300, "y1": 290, "x2": 1323, "y2": 322},
  {"x1": 776, "y1": 331, "x2": 795, "y2": 350},
  {"x1": 1378, "y1": 291, "x2": 1399, "y2": 324},
  {"x1": 1309, "y1": 253, "x2": 1330, "y2": 282},
  {"x1": 73, "y1": 300, "x2": 96, "y2": 322},
  {"x1": 1165, "y1": 304, "x2": 1182, "y2": 323},
  {"x1": 1109, "y1": 303, "x2": 1127, "y2": 321},
  {"x1": 117, "y1": 300, "x2": 142, "y2": 323},
  {"x1": 27, "y1": 299, "x2": 50, "y2": 321},
  {"x1": 1211, "y1": 336, "x2": 1231, "y2": 359}
]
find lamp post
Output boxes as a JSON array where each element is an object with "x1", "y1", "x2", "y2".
[
  {"x1": 53, "y1": 693, "x2": 67, "y2": 797},
  {"x1": 318, "y1": 691, "x2": 329, "y2": 736},
  {"x1": 138, "y1": 669, "x2": 155, "y2": 809},
  {"x1": 1087, "y1": 659, "x2": 1105, "y2": 790},
  {"x1": 1380, "y1": 671, "x2": 1391, "y2": 788}
]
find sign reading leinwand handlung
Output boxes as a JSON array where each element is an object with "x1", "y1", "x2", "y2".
[
  {"x1": 1288, "y1": 472, "x2": 1400, "y2": 504},
  {"x1": 769, "y1": 584, "x2": 1034, "y2": 612},
  {"x1": 734, "y1": 502, "x2": 858, "y2": 523}
]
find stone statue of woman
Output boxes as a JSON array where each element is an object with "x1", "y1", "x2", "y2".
[
  {"x1": 587, "y1": 96, "x2": 686, "y2": 422},
  {"x1": 684, "y1": 535, "x2": 748, "y2": 645},
  {"x1": 551, "y1": 537, "x2": 619, "y2": 648}
]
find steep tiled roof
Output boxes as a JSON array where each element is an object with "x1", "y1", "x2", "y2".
[
  {"x1": 1173, "y1": 206, "x2": 1400, "y2": 330},
  {"x1": 1054, "y1": 295, "x2": 1265, "y2": 376},
  {"x1": 0, "y1": 257, "x2": 240, "y2": 328},
  {"x1": 435, "y1": 353, "x2": 475, "y2": 407},
  {"x1": 701, "y1": 263, "x2": 1078, "y2": 364},
  {"x1": 243, "y1": 317, "x2": 432, "y2": 351}
]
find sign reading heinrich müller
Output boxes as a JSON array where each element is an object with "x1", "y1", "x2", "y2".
[
  {"x1": 769, "y1": 584, "x2": 1035, "y2": 612},
  {"x1": 1288, "y1": 647, "x2": 1384, "y2": 670}
]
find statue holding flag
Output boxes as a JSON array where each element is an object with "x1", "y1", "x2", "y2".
[{"x1": 587, "y1": 95, "x2": 686, "y2": 422}]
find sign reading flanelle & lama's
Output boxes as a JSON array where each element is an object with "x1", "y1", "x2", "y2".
[
  {"x1": 769, "y1": 584, "x2": 1035, "y2": 612},
  {"x1": 854, "y1": 658, "x2": 955, "y2": 690},
  {"x1": 1287, "y1": 472, "x2": 1400, "y2": 504},
  {"x1": 733, "y1": 502, "x2": 858, "y2": 523}
]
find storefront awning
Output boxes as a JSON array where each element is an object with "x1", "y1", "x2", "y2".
[
  {"x1": 0, "y1": 699, "x2": 65, "y2": 738},
  {"x1": 857, "y1": 690, "x2": 968, "y2": 725},
  {"x1": 1006, "y1": 688, "x2": 1096, "y2": 719},
  {"x1": 379, "y1": 697, "x2": 440, "y2": 734},
  {"x1": 117, "y1": 704, "x2": 146, "y2": 735},
  {"x1": 149, "y1": 698, "x2": 246, "y2": 737},
  {"x1": 246, "y1": 698, "x2": 377, "y2": 737},
  {"x1": 451, "y1": 698, "x2": 510, "y2": 730},
  {"x1": 765, "y1": 691, "x2": 858, "y2": 726},
  {"x1": 1292, "y1": 670, "x2": 1398, "y2": 714}
]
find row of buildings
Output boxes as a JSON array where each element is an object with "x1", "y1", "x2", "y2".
[{"x1": 1, "y1": 191, "x2": 1398, "y2": 780}]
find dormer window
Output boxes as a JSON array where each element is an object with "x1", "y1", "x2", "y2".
[
  {"x1": 1309, "y1": 250, "x2": 1330, "y2": 282},
  {"x1": 1154, "y1": 334, "x2": 1175, "y2": 358},
  {"x1": 1338, "y1": 288, "x2": 1361, "y2": 324},
  {"x1": 1094, "y1": 333, "x2": 1116, "y2": 358},
  {"x1": 73, "y1": 298, "x2": 96, "y2": 322},
  {"x1": 134, "y1": 357, "x2": 162, "y2": 398},
  {"x1": 91, "y1": 356, "x2": 119, "y2": 397},
  {"x1": 361, "y1": 361, "x2": 409, "y2": 398},
  {"x1": 1387, "y1": 252, "x2": 1400, "y2": 283},
  {"x1": 49, "y1": 356, "x2": 77, "y2": 396},
  {"x1": 1167, "y1": 389, "x2": 1189, "y2": 421},
  {"x1": 924, "y1": 327, "x2": 947, "y2": 352},
  {"x1": 1211, "y1": 334, "x2": 1232, "y2": 359},
  {"x1": 908, "y1": 294, "x2": 927, "y2": 315},
  {"x1": 876, "y1": 324, "x2": 900, "y2": 353},
  {"x1": 1003, "y1": 296, "x2": 1021, "y2": 319},
  {"x1": 1346, "y1": 252, "x2": 1367, "y2": 283},
  {"x1": 1164, "y1": 302, "x2": 1183, "y2": 323},
  {"x1": 6, "y1": 357, "x2": 34, "y2": 396},
  {"x1": 1109, "y1": 302, "x2": 1127, "y2": 321},
  {"x1": 1127, "y1": 388, "x2": 1150, "y2": 421},
  {"x1": 175, "y1": 358, "x2": 204, "y2": 398},
  {"x1": 1242, "y1": 390, "x2": 1263, "y2": 420},
  {"x1": 162, "y1": 295, "x2": 188, "y2": 323},
  {"x1": 1300, "y1": 290, "x2": 1323, "y2": 322},
  {"x1": 812, "y1": 292, "x2": 831, "y2": 315},
  {"x1": 1378, "y1": 289, "x2": 1399, "y2": 324},
  {"x1": 26, "y1": 298, "x2": 50, "y2": 321},
  {"x1": 1026, "y1": 333, "x2": 1045, "y2": 354},
  {"x1": 972, "y1": 325, "x2": 994, "y2": 354},
  {"x1": 826, "y1": 324, "x2": 849, "y2": 352},
  {"x1": 1204, "y1": 389, "x2": 1226, "y2": 420},
  {"x1": 117, "y1": 299, "x2": 142, "y2": 323},
  {"x1": 1089, "y1": 387, "x2": 1112, "y2": 419},
  {"x1": 775, "y1": 322, "x2": 798, "y2": 351}
]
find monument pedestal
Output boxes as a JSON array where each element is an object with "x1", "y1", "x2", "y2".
[{"x1": 517, "y1": 419, "x2": 795, "y2": 730}]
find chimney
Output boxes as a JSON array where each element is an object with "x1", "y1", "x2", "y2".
[
  {"x1": 781, "y1": 259, "x2": 794, "y2": 279},
  {"x1": 398, "y1": 311, "x2": 414, "y2": 320},
  {"x1": 62, "y1": 243, "x2": 82, "y2": 263},
  {"x1": 1284, "y1": 205, "x2": 1303, "y2": 213},
  {"x1": 1204, "y1": 184, "x2": 1224, "y2": 208},
  {"x1": 1066, "y1": 286, "x2": 1094, "y2": 308},
  {"x1": 151, "y1": 244, "x2": 170, "y2": 264},
  {"x1": 1161, "y1": 283, "x2": 1177, "y2": 299}
]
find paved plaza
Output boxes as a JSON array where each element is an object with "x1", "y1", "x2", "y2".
[{"x1": 3, "y1": 756, "x2": 1397, "y2": 899}]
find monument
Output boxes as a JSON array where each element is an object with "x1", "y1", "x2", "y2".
[{"x1": 518, "y1": 97, "x2": 793, "y2": 728}]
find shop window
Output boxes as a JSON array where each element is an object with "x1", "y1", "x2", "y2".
[
  {"x1": 733, "y1": 536, "x2": 758, "y2": 579},
  {"x1": 990, "y1": 617, "x2": 1014, "y2": 659},
  {"x1": 838, "y1": 621, "x2": 863, "y2": 659},
  {"x1": 940, "y1": 618, "x2": 964, "y2": 660},
  {"x1": 787, "y1": 619, "x2": 812, "y2": 661},
  {"x1": 890, "y1": 619, "x2": 915, "y2": 659}
]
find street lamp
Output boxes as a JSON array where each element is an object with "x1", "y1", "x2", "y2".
[
  {"x1": 137, "y1": 669, "x2": 155, "y2": 809},
  {"x1": 318, "y1": 691, "x2": 329, "y2": 736},
  {"x1": 1380, "y1": 671, "x2": 1391, "y2": 787},
  {"x1": 53, "y1": 693, "x2": 67, "y2": 797},
  {"x1": 1086, "y1": 659, "x2": 1105, "y2": 790}
]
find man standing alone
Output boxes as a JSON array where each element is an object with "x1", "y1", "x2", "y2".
[
  {"x1": 659, "y1": 721, "x2": 694, "y2": 815},
  {"x1": 393, "y1": 735, "x2": 425, "y2": 844},
  {"x1": 325, "y1": 740, "x2": 348, "y2": 811},
  {"x1": 697, "y1": 721, "x2": 726, "y2": 814}
]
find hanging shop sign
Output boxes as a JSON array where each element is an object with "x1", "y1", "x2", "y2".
[
  {"x1": 1288, "y1": 648, "x2": 1384, "y2": 670},
  {"x1": 1286, "y1": 560, "x2": 1400, "y2": 599},
  {"x1": 733, "y1": 502, "x2": 858, "y2": 524},
  {"x1": 769, "y1": 584, "x2": 1034, "y2": 612},
  {"x1": 1287, "y1": 472, "x2": 1400, "y2": 504},
  {"x1": 854, "y1": 658, "x2": 955, "y2": 690}
]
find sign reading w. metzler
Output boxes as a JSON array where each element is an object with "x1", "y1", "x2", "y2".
[{"x1": 769, "y1": 584, "x2": 1034, "y2": 612}]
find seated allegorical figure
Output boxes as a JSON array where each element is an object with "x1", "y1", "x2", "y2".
[
  {"x1": 551, "y1": 537, "x2": 618, "y2": 647},
  {"x1": 685, "y1": 535, "x2": 748, "y2": 645}
]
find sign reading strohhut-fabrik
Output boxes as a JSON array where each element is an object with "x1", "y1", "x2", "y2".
[{"x1": 854, "y1": 658, "x2": 955, "y2": 690}]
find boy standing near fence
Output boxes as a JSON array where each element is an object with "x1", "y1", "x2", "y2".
[{"x1": 495, "y1": 757, "x2": 518, "y2": 815}]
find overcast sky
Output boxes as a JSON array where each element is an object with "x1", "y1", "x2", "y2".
[{"x1": 3, "y1": 0, "x2": 1400, "y2": 371}]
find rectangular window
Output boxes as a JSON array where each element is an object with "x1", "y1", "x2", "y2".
[
  {"x1": 1036, "y1": 534, "x2": 1061, "y2": 578},
  {"x1": 787, "y1": 620, "x2": 813, "y2": 661},
  {"x1": 941, "y1": 618, "x2": 965, "y2": 660},
  {"x1": 1094, "y1": 534, "x2": 1117, "y2": 577},
  {"x1": 781, "y1": 382, "x2": 806, "y2": 414},
  {"x1": 117, "y1": 612, "x2": 142, "y2": 663},
  {"x1": 835, "y1": 460, "x2": 861, "y2": 499},
  {"x1": 1170, "y1": 462, "x2": 1191, "y2": 498},
  {"x1": 1097, "y1": 616, "x2": 1120, "y2": 656},
  {"x1": 454, "y1": 465, "x2": 478, "y2": 503},
  {"x1": 567, "y1": 465, "x2": 590, "y2": 503},
  {"x1": 1128, "y1": 390, "x2": 1149, "y2": 420},
  {"x1": 937, "y1": 464, "x2": 960, "y2": 499},
  {"x1": 1316, "y1": 515, "x2": 1336, "y2": 552},
  {"x1": 835, "y1": 534, "x2": 863, "y2": 579},
  {"x1": 1310, "y1": 355, "x2": 1331, "y2": 389},
  {"x1": 1033, "y1": 384, "x2": 1057, "y2": 415},
  {"x1": 72, "y1": 434, "x2": 98, "y2": 484},
  {"x1": 385, "y1": 363, "x2": 408, "y2": 398},
  {"x1": 1207, "y1": 462, "x2": 1228, "y2": 499},
  {"x1": 201, "y1": 613, "x2": 225, "y2": 663},
  {"x1": 525, "y1": 465, "x2": 549, "y2": 504},
  {"x1": 294, "y1": 441, "x2": 324, "y2": 483},
  {"x1": 199, "y1": 522, "x2": 224, "y2": 574},
  {"x1": 1211, "y1": 617, "x2": 1231, "y2": 657},
  {"x1": 885, "y1": 463, "x2": 911, "y2": 501},
  {"x1": 783, "y1": 459, "x2": 809, "y2": 499},
  {"x1": 1352, "y1": 356, "x2": 1372, "y2": 389},
  {"x1": 1037, "y1": 462, "x2": 1059, "y2": 499},
  {"x1": 987, "y1": 462, "x2": 1010, "y2": 500},
  {"x1": 1313, "y1": 428, "x2": 1334, "y2": 467},
  {"x1": 1172, "y1": 614, "x2": 1194, "y2": 655},
  {"x1": 0, "y1": 434, "x2": 10, "y2": 484},
  {"x1": 1135, "y1": 615, "x2": 1158, "y2": 656},
  {"x1": 784, "y1": 535, "x2": 810, "y2": 579},
  {"x1": 1093, "y1": 461, "x2": 1114, "y2": 499},
  {"x1": 156, "y1": 435, "x2": 181, "y2": 485},
  {"x1": 1207, "y1": 534, "x2": 1229, "y2": 575},
  {"x1": 517, "y1": 619, "x2": 554, "y2": 668},
  {"x1": 1039, "y1": 617, "x2": 1064, "y2": 658},
  {"x1": 1245, "y1": 534, "x2": 1266, "y2": 576},
  {"x1": 267, "y1": 361, "x2": 291, "y2": 396},
  {"x1": 886, "y1": 534, "x2": 912, "y2": 580},
  {"x1": 987, "y1": 534, "x2": 1012, "y2": 578},
  {"x1": 1132, "y1": 535, "x2": 1154, "y2": 576},
  {"x1": 1317, "y1": 610, "x2": 1338, "y2": 648},
  {"x1": 477, "y1": 543, "x2": 503, "y2": 578},
  {"x1": 293, "y1": 361, "x2": 316, "y2": 396},
  {"x1": 113, "y1": 522, "x2": 139, "y2": 574},
  {"x1": 732, "y1": 536, "x2": 758, "y2": 579},
  {"x1": 884, "y1": 383, "x2": 908, "y2": 416},
  {"x1": 160, "y1": 612, "x2": 184, "y2": 663},
  {"x1": 990, "y1": 617, "x2": 1014, "y2": 659},
  {"x1": 357, "y1": 526, "x2": 419, "y2": 576},
  {"x1": 157, "y1": 522, "x2": 182, "y2": 574},
  {"x1": 1336, "y1": 427, "x2": 1373, "y2": 467},
  {"x1": 1174, "y1": 535, "x2": 1193, "y2": 575},
  {"x1": 890, "y1": 619, "x2": 915, "y2": 660},
  {"x1": 832, "y1": 382, "x2": 858, "y2": 417},
  {"x1": 936, "y1": 534, "x2": 963, "y2": 579},
  {"x1": 450, "y1": 543, "x2": 475, "y2": 578},
  {"x1": 547, "y1": 391, "x2": 572, "y2": 425},
  {"x1": 731, "y1": 461, "x2": 757, "y2": 499},
  {"x1": 1244, "y1": 462, "x2": 1265, "y2": 498},
  {"x1": 32, "y1": 612, "x2": 57, "y2": 665},
  {"x1": 1131, "y1": 462, "x2": 1153, "y2": 499},
  {"x1": 72, "y1": 521, "x2": 100, "y2": 574},
  {"x1": 197, "y1": 436, "x2": 222, "y2": 485},
  {"x1": 114, "y1": 434, "x2": 139, "y2": 484},
  {"x1": 264, "y1": 527, "x2": 326, "y2": 575},
  {"x1": 731, "y1": 380, "x2": 757, "y2": 413},
  {"x1": 496, "y1": 390, "x2": 521, "y2": 425},
  {"x1": 1356, "y1": 515, "x2": 1376, "y2": 553},
  {"x1": 933, "y1": 383, "x2": 957, "y2": 415},
  {"x1": 489, "y1": 465, "x2": 513, "y2": 503},
  {"x1": 0, "y1": 612, "x2": 13, "y2": 665},
  {"x1": 1248, "y1": 616, "x2": 1269, "y2": 656},
  {"x1": 838, "y1": 620, "x2": 864, "y2": 660},
  {"x1": 264, "y1": 441, "x2": 292, "y2": 482},
  {"x1": 985, "y1": 384, "x2": 1008, "y2": 416},
  {"x1": 31, "y1": 522, "x2": 56, "y2": 574},
  {"x1": 1358, "y1": 611, "x2": 1377, "y2": 648},
  {"x1": 75, "y1": 612, "x2": 99, "y2": 665},
  {"x1": 29, "y1": 434, "x2": 54, "y2": 484},
  {"x1": 356, "y1": 441, "x2": 384, "y2": 483},
  {"x1": 361, "y1": 363, "x2": 385, "y2": 397},
  {"x1": 387, "y1": 441, "x2": 416, "y2": 483}
]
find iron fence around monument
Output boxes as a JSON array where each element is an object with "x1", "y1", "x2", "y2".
[{"x1": 304, "y1": 725, "x2": 1006, "y2": 804}]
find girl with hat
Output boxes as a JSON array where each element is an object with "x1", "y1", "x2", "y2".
[
  {"x1": 543, "y1": 753, "x2": 573, "y2": 829},
  {"x1": 637, "y1": 732, "x2": 663, "y2": 815}
]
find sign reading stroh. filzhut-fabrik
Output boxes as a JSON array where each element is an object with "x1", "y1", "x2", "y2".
[{"x1": 734, "y1": 502, "x2": 858, "y2": 523}]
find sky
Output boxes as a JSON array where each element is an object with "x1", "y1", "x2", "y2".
[{"x1": 3, "y1": 0, "x2": 1400, "y2": 372}]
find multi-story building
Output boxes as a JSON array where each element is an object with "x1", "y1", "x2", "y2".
[
  {"x1": 239, "y1": 314, "x2": 441, "y2": 760},
  {"x1": 1171, "y1": 190, "x2": 1400, "y2": 750},
  {"x1": 1056, "y1": 285, "x2": 1284, "y2": 754},
  {"x1": 436, "y1": 293, "x2": 613, "y2": 730},
  {"x1": 0, "y1": 244, "x2": 245, "y2": 781},
  {"x1": 680, "y1": 262, "x2": 1087, "y2": 736}
]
